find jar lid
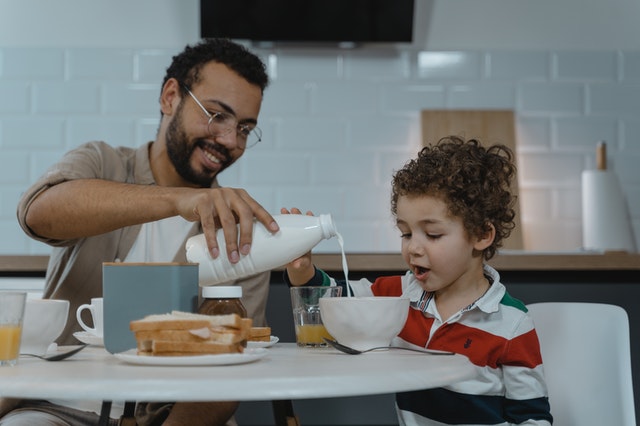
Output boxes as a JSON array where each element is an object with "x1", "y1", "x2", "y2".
[{"x1": 202, "y1": 285, "x2": 242, "y2": 298}]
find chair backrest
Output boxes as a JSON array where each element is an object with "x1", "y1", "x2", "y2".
[{"x1": 527, "y1": 302, "x2": 636, "y2": 426}]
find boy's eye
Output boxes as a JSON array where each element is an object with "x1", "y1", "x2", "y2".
[
  {"x1": 427, "y1": 234, "x2": 442, "y2": 240},
  {"x1": 400, "y1": 232, "x2": 411, "y2": 239}
]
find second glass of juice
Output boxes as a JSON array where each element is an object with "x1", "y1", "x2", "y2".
[{"x1": 290, "y1": 286, "x2": 342, "y2": 347}]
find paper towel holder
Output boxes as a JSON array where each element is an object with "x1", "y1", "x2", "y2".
[{"x1": 582, "y1": 140, "x2": 637, "y2": 253}]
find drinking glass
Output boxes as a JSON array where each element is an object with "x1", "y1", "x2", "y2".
[
  {"x1": 0, "y1": 292, "x2": 27, "y2": 366},
  {"x1": 290, "y1": 286, "x2": 342, "y2": 347}
]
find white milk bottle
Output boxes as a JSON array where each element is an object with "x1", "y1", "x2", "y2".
[{"x1": 186, "y1": 214, "x2": 337, "y2": 285}]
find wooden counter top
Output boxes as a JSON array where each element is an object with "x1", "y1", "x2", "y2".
[
  {"x1": 1, "y1": 251, "x2": 639, "y2": 274},
  {"x1": 313, "y1": 251, "x2": 640, "y2": 271}
]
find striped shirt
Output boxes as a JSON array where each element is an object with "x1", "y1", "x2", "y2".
[{"x1": 310, "y1": 264, "x2": 553, "y2": 425}]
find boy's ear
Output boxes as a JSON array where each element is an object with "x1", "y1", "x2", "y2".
[{"x1": 474, "y1": 222, "x2": 496, "y2": 251}]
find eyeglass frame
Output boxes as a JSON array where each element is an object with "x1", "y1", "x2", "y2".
[{"x1": 180, "y1": 83, "x2": 262, "y2": 149}]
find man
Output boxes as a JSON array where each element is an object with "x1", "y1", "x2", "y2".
[{"x1": 4, "y1": 38, "x2": 278, "y2": 426}]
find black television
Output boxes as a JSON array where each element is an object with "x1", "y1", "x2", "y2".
[{"x1": 200, "y1": 0, "x2": 415, "y2": 46}]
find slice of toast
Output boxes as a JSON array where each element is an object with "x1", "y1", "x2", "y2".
[
  {"x1": 130, "y1": 317, "x2": 211, "y2": 332},
  {"x1": 135, "y1": 327, "x2": 246, "y2": 351},
  {"x1": 130, "y1": 311, "x2": 246, "y2": 331},
  {"x1": 249, "y1": 326, "x2": 272, "y2": 341},
  {"x1": 151, "y1": 340, "x2": 243, "y2": 356}
]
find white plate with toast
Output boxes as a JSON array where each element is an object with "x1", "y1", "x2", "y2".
[
  {"x1": 247, "y1": 335, "x2": 279, "y2": 349},
  {"x1": 114, "y1": 347, "x2": 268, "y2": 366}
]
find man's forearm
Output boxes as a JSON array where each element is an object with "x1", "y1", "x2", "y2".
[{"x1": 24, "y1": 179, "x2": 186, "y2": 240}]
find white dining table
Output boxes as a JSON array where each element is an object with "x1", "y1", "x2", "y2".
[{"x1": 0, "y1": 343, "x2": 476, "y2": 425}]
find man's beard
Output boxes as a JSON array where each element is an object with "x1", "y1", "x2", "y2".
[{"x1": 165, "y1": 104, "x2": 232, "y2": 188}]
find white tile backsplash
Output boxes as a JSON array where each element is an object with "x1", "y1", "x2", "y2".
[
  {"x1": 519, "y1": 82, "x2": 585, "y2": 113},
  {"x1": 0, "y1": 82, "x2": 29, "y2": 113},
  {"x1": 2, "y1": 117, "x2": 65, "y2": 150},
  {"x1": 312, "y1": 82, "x2": 380, "y2": 115},
  {"x1": 417, "y1": 51, "x2": 482, "y2": 79},
  {"x1": 589, "y1": 83, "x2": 640, "y2": 113},
  {"x1": 554, "y1": 51, "x2": 619, "y2": 81},
  {"x1": 487, "y1": 51, "x2": 550, "y2": 81},
  {"x1": 66, "y1": 117, "x2": 137, "y2": 150},
  {"x1": 555, "y1": 116, "x2": 618, "y2": 150},
  {"x1": 1, "y1": 47, "x2": 639, "y2": 254},
  {"x1": 274, "y1": 50, "x2": 344, "y2": 80},
  {"x1": 622, "y1": 52, "x2": 640, "y2": 82},
  {"x1": 344, "y1": 50, "x2": 412, "y2": 80},
  {"x1": 102, "y1": 83, "x2": 158, "y2": 114},
  {"x1": 448, "y1": 82, "x2": 516, "y2": 109},
  {"x1": 67, "y1": 49, "x2": 134, "y2": 80},
  {"x1": 1, "y1": 49, "x2": 64, "y2": 79},
  {"x1": 33, "y1": 82, "x2": 101, "y2": 114}
]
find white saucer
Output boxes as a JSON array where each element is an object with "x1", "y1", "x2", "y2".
[
  {"x1": 114, "y1": 348, "x2": 267, "y2": 366},
  {"x1": 73, "y1": 331, "x2": 104, "y2": 347},
  {"x1": 247, "y1": 335, "x2": 279, "y2": 348}
]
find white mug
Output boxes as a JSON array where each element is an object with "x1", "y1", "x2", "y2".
[{"x1": 76, "y1": 297, "x2": 103, "y2": 337}]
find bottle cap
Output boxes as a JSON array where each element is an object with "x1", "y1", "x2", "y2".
[
  {"x1": 319, "y1": 214, "x2": 337, "y2": 239},
  {"x1": 202, "y1": 285, "x2": 242, "y2": 298}
]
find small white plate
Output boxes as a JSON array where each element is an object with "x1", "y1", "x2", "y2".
[
  {"x1": 114, "y1": 348, "x2": 268, "y2": 366},
  {"x1": 73, "y1": 331, "x2": 104, "y2": 347},
  {"x1": 247, "y1": 335, "x2": 279, "y2": 348}
]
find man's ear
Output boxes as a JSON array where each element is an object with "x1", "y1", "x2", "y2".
[
  {"x1": 160, "y1": 78, "x2": 181, "y2": 116},
  {"x1": 474, "y1": 222, "x2": 496, "y2": 251}
]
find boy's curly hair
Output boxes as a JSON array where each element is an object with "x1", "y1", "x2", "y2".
[
  {"x1": 161, "y1": 38, "x2": 269, "y2": 99},
  {"x1": 391, "y1": 135, "x2": 517, "y2": 260}
]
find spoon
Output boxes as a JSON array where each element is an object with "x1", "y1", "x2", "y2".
[
  {"x1": 21, "y1": 344, "x2": 87, "y2": 361},
  {"x1": 323, "y1": 338, "x2": 454, "y2": 355}
]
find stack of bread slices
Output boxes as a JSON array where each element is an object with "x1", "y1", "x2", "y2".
[
  {"x1": 248, "y1": 326, "x2": 271, "y2": 342},
  {"x1": 130, "y1": 310, "x2": 252, "y2": 356}
]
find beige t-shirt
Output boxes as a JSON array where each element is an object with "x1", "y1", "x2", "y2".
[{"x1": 15, "y1": 141, "x2": 270, "y2": 424}]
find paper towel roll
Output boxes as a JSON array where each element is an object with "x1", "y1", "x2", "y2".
[{"x1": 582, "y1": 169, "x2": 636, "y2": 252}]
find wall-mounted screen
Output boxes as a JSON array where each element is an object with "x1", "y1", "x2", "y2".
[{"x1": 200, "y1": 0, "x2": 415, "y2": 45}]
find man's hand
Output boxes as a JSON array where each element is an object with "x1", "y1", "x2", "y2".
[{"x1": 177, "y1": 187, "x2": 279, "y2": 262}]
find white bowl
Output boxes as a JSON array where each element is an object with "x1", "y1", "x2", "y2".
[
  {"x1": 20, "y1": 299, "x2": 70, "y2": 355},
  {"x1": 319, "y1": 296, "x2": 410, "y2": 351}
]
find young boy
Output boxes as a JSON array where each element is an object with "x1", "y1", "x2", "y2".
[{"x1": 284, "y1": 136, "x2": 553, "y2": 425}]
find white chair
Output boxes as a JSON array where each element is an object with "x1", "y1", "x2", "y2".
[{"x1": 527, "y1": 302, "x2": 636, "y2": 426}]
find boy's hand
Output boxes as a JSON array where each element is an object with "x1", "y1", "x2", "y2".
[{"x1": 281, "y1": 207, "x2": 316, "y2": 285}]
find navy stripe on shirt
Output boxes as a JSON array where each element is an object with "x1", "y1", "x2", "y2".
[{"x1": 397, "y1": 388, "x2": 552, "y2": 425}]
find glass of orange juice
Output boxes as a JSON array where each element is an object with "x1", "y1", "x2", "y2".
[
  {"x1": 0, "y1": 292, "x2": 27, "y2": 366},
  {"x1": 290, "y1": 286, "x2": 342, "y2": 347}
]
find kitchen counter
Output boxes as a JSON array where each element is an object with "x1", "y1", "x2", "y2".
[
  {"x1": 1, "y1": 251, "x2": 639, "y2": 275},
  {"x1": 312, "y1": 251, "x2": 640, "y2": 272}
]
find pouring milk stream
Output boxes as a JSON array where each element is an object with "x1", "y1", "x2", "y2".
[{"x1": 186, "y1": 214, "x2": 353, "y2": 296}]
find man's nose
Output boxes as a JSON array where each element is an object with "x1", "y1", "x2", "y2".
[{"x1": 213, "y1": 129, "x2": 240, "y2": 149}]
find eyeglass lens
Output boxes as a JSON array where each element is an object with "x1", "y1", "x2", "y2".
[{"x1": 206, "y1": 117, "x2": 261, "y2": 149}]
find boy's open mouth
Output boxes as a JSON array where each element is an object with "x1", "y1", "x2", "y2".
[{"x1": 413, "y1": 265, "x2": 430, "y2": 280}]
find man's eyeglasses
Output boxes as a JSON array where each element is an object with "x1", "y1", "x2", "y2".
[{"x1": 181, "y1": 84, "x2": 262, "y2": 149}]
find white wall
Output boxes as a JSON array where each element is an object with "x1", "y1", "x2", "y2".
[
  {"x1": 3, "y1": 0, "x2": 640, "y2": 49},
  {"x1": 1, "y1": 0, "x2": 639, "y2": 255}
]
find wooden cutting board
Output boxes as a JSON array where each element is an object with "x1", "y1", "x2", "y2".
[{"x1": 420, "y1": 110, "x2": 523, "y2": 250}]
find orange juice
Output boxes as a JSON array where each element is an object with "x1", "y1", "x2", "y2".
[
  {"x1": 295, "y1": 324, "x2": 333, "y2": 347},
  {"x1": 0, "y1": 325, "x2": 22, "y2": 362}
]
